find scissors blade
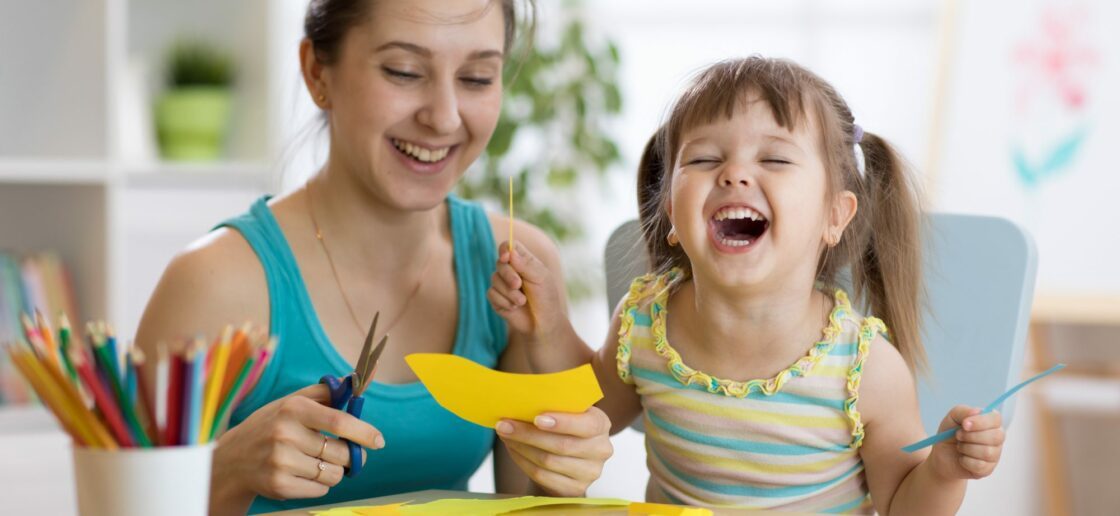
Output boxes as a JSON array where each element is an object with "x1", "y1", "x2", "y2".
[
  {"x1": 355, "y1": 335, "x2": 387, "y2": 396},
  {"x1": 354, "y1": 312, "x2": 379, "y2": 380}
]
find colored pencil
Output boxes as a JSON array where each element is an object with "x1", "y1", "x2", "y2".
[
  {"x1": 155, "y1": 343, "x2": 169, "y2": 445},
  {"x1": 185, "y1": 340, "x2": 206, "y2": 445},
  {"x1": 235, "y1": 337, "x2": 276, "y2": 407},
  {"x1": 199, "y1": 327, "x2": 233, "y2": 442},
  {"x1": 57, "y1": 313, "x2": 81, "y2": 388},
  {"x1": 71, "y1": 348, "x2": 134, "y2": 447},
  {"x1": 7, "y1": 344, "x2": 91, "y2": 446},
  {"x1": 167, "y1": 349, "x2": 184, "y2": 446}
]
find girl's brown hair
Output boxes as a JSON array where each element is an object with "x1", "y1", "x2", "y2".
[{"x1": 638, "y1": 56, "x2": 926, "y2": 370}]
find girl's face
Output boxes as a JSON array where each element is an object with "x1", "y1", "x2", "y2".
[
  {"x1": 668, "y1": 96, "x2": 855, "y2": 291},
  {"x1": 313, "y1": 0, "x2": 505, "y2": 210}
]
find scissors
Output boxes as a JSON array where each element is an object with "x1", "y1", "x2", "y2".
[{"x1": 320, "y1": 312, "x2": 388, "y2": 477}]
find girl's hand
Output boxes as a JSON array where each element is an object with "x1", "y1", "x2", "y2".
[
  {"x1": 495, "y1": 407, "x2": 614, "y2": 497},
  {"x1": 209, "y1": 384, "x2": 384, "y2": 515},
  {"x1": 929, "y1": 405, "x2": 1005, "y2": 481},
  {"x1": 487, "y1": 241, "x2": 565, "y2": 338}
]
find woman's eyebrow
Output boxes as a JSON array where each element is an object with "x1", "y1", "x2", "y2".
[{"x1": 376, "y1": 41, "x2": 503, "y2": 60}]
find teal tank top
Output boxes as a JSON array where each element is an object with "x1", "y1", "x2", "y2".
[{"x1": 218, "y1": 195, "x2": 508, "y2": 514}]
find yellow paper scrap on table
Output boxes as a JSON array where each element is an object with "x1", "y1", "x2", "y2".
[
  {"x1": 628, "y1": 502, "x2": 713, "y2": 516},
  {"x1": 404, "y1": 353, "x2": 604, "y2": 428},
  {"x1": 310, "y1": 502, "x2": 407, "y2": 515}
]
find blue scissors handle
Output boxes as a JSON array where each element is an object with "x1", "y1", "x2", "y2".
[{"x1": 319, "y1": 374, "x2": 365, "y2": 477}]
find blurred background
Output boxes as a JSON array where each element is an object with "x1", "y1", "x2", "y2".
[{"x1": 0, "y1": 0, "x2": 1117, "y2": 514}]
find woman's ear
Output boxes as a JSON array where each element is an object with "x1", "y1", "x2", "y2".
[
  {"x1": 826, "y1": 190, "x2": 858, "y2": 246},
  {"x1": 300, "y1": 39, "x2": 330, "y2": 109}
]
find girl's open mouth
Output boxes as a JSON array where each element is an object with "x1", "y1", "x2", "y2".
[{"x1": 708, "y1": 205, "x2": 769, "y2": 253}]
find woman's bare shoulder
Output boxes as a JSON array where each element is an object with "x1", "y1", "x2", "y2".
[{"x1": 135, "y1": 227, "x2": 269, "y2": 350}]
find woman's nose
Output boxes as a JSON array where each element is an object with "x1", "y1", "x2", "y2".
[{"x1": 416, "y1": 80, "x2": 462, "y2": 135}]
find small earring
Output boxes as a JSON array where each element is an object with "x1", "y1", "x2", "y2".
[
  {"x1": 317, "y1": 94, "x2": 326, "y2": 103},
  {"x1": 666, "y1": 227, "x2": 679, "y2": 247}
]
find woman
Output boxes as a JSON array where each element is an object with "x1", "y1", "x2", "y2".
[{"x1": 136, "y1": 0, "x2": 612, "y2": 513}]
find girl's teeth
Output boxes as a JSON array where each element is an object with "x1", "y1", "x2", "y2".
[{"x1": 719, "y1": 237, "x2": 751, "y2": 247}]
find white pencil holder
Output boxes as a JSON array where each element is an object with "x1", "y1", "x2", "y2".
[{"x1": 71, "y1": 443, "x2": 214, "y2": 516}]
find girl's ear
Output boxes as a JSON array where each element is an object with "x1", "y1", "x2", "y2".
[{"x1": 826, "y1": 190, "x2": 858, "y2": 246}]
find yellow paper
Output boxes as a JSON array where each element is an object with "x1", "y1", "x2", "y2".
[
  {"x1": 400, "y1": 496, "x2": 630, "y2": 515},
  {"x1": 628, "y1": 502, "x2": 713, "y2": 516},
  {"x1": 311, "y1": 502, "x2": 406, "y2": 515},
  {"x1": 405, "y1": 353, "x2": 603, "y2": 428}
]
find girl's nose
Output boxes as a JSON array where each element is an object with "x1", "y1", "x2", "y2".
[{"x1": 718, "y1": 162, "x2": 752, "y2": 188}]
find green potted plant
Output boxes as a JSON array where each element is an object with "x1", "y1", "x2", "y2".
[
  {"x1": 155, "y1": 41, "x2": 234, "y2": 160},
  {"x1": 458, "y1": 3, "x2": 623, "y2": 299}
]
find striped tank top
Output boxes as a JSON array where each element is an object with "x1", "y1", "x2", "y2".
[{"x1": 616, "y1": 269, "x2": 886, "y2": 513}]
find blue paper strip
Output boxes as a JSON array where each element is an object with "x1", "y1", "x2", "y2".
[{"x1": 901, "y1": 363, "x2": 1065, "y2": 453}]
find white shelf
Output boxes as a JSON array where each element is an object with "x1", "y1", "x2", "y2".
[
  {"x1": 0, "y1": 160, "x2": 110, "y2": 185},
  {"x1": 123, "y1": 161, "x2": 275, "y2": 190}
]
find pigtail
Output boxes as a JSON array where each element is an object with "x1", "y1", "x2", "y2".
[
  {"x1": 852, "y1": 132, "x2": 926, "y2": 371},
  {"x1": 636, "y1": 127, "x2": 688, "y2": 276}
]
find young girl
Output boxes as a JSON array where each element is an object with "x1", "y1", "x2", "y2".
[{"x1": 488, "y1": 56, "x2": 1005, "y2": 513}]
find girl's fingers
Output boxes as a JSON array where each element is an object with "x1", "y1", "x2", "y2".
[
  {"x1": 955, "y1": 427, "x2": 1005, "y2": 446},
  {"x1": 956, "y1": 442, "x2": 1001, "y2": 463},
  {"x1": 487, "y1": 287, "x2": 518, "y2": 312},
  {"x1": 490, "y1": 273, "x2": 527, "y2": 305},
  {"x1": 959, "y1": 455, "x2": 995, "y2": 478},
  {"x1": 510, "y1": 241, "x2": 549, "y2": 285},
  {"x1": 497, "y1": 263, "x2": 523, "y2": 291},
  {"x1": 962, "y1": 411, "x2": 1002, "y2": 432}
]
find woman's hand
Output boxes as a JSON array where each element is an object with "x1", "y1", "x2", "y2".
[
  {"x1": 209, "y1": 384, "x2": 384, "y2": 516},
  {"x1": 487, "y1": 241, "x2": 566, "y2": 338},
  {"x1": 495, "y1": 406, "x2": 614, "y2": 497},
  {"x1": 928, "y1": 405, "x2": 1005, "y2": 481}
]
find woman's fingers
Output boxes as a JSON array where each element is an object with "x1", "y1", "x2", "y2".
[
  {"x1": 501, "y1": 438, "x2": 596, "y2": 481},
  {"x1": 286, "y1": 396, "x2": 384, "y2": 450},
  {"x1": 501, "y1": 441, "x2": 587, "y2": 497},
  {"x1": 495, "y1": 408, "x2": 613, "y2": 469}
]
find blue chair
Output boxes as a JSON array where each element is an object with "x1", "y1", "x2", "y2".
[{"x1": 604, "y1": 213, "x2": 1038, "y2": 434}]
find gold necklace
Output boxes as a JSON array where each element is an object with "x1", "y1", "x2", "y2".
[{"x1": 305, "y1": 180, "x2": 433, "y2": 340}]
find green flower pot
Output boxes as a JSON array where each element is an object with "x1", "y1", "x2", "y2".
[{"x1": 155, "y1": 86, "x2": 231, "y2": 160}]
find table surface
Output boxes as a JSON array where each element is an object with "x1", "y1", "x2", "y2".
[{"x1": 260, "y1": 489, "x2": 818, "y2": 515}]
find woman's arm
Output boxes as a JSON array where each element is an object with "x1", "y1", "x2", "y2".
[
  {"x1": 135, "y1": 230, "x2": 382, "y2": 515},
  {"x1": 859, "y1": 335, "x2": 1005, "y2": 515}
]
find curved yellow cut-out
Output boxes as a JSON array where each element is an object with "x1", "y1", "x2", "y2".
[{"x1": 405, "y1": 353, "x2": 604, "y2": 428}]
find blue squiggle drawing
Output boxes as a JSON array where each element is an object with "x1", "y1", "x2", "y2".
[{"x1": 1011, "y1": 125, "x2": 1088, "y2": 188}]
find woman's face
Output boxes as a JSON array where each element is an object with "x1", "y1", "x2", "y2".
[{"x1": 319, "y1": 0, "x2": 505, "y2": 210}]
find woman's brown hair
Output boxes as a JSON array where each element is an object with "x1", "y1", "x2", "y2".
[
  {"x1": 304, "y1": 0, "x2": 536, "y2": 66},
  {"x1": 637, "y1": 56, "x2": 926, "y2": 370}
]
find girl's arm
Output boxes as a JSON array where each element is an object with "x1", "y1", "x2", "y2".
[
  {"x1": 486, "y1": 215, "x2": 591, "y2": 372},
  {"x1": 484, "y1": 214, "x2": 642, "y2": 432},
  {"x1": 591, "y1": 302, "x2": 643, "y2": 435},
  {"x1": 859, "y1": 335, "x2": 1005, "y2": 515}
]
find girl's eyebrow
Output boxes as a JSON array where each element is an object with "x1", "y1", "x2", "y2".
[{"x1": 762, "y1": 133, "x2": 806, "y2": 153}]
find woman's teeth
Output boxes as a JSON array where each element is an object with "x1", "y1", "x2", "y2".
[{"x1": 392, "y1": 139, "x2": 450, "y2": 163}]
